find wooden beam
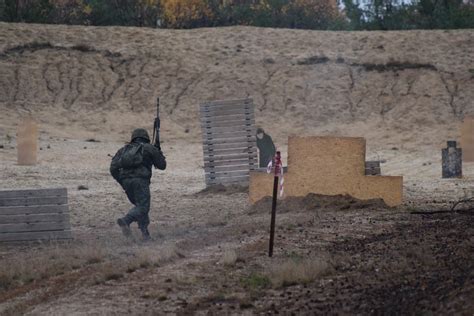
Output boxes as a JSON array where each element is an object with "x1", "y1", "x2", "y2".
[
  {"x1": 204, "y1": 158, "x2": 257, "y2": 168},
  {"x1": 201, "y1": 113, "x2": 255, "y2": 123},
  {"x1": 0, "y1": 205, "x2": 69, "y2": 216},
  {"x1": 204, "y1": 142, "x2": 253, "y2": 150},
  {"x1": 204, "y1": 148, "x2": 257, "y2": 156},
  {"x1": 0, "y1": 230, "x2": 72, "y2": 242},
  {"x1": 202, "y1": 131, "x2": 255, "y2": 140},
  {"x1": 0, "y1": 213, "x2": 69, "y2": 224},
  {"x1": 201, "y1": 119, "x2": 254, "y2": 128},
  {"x1": 202, "y1": 125, "x2": 256, "y2": 134},
  {"x1": 204, "y1": 153, "x2": 257, "y2": 162},
  {"x1": 206, "y1": 175, "x2": 250, "y2": 185},
  {"x1": 200, "y1": 98, "x2": 252, "y2": 108},
  {"x1": 200, "y1": 107, "x2": 254, "y2": 116},
  {"x1": 205, "y1": 164, "x2": 250, "y2": 173},
  {"x1": 206, "y1": 170, "x2": 250, "y2": 179},
  {"x1": 0, "y1": 221, "x2": 70, "y2": 233},
  {"x1": 203, "y1": 136, "x2": 256, "y2": 145},
  {"x1": 0, "y1": 196, "x2": 68, "y2": 207},
  {"x1": 0, "y1": 188, "x2": 67, "y2": 199}
]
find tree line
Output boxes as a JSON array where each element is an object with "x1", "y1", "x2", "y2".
[{"x1": 0, "y1": 0, "x2": 473, "y2": 30}]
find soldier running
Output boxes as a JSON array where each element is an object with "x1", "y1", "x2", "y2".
[{"x1": 110, "y1": 128, "x2": 166, "y2": 241}]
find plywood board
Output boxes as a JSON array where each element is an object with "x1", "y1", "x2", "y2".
[
  {"x1": 17, "y1": 117, "x2": 38, "y2": 165},
  {"x1": 250, "y1": 136, "x2": 403, "y2": 207},
  {"x1": 460, "y1": 116, "x2": 474, "y2": 162}
]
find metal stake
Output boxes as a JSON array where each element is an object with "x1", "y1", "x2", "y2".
[{"x1": 269, "y1": 174, "x2": 279, "y2": 257}]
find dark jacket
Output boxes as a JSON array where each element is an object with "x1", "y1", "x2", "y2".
[
  {"x1": 257, "y1": 134, "x2": 276, "y2": 168},
  {"x1": 110, "y1": 139, "x2": 166, "y2": 183}
]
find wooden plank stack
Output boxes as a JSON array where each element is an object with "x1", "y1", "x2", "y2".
[
  {"x1": 0, "y1": 188, "x2": 72, "y2": 242},
  {"x1": 200, "y1": 98, "x2": 257, "y2": 186}
]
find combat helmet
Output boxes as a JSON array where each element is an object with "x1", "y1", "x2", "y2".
[{"x1": 131, "y1": 128, "x2": 150, "y2": 142}]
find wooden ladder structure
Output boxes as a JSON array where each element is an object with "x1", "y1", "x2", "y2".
[
  {"x1": 0, "y1": 188, "x2": 72, "y2": 242},
  {"x1": 200, "y1": 98, "x2": 258, "y2": 186}
]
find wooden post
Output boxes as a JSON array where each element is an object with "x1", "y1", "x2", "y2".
[
  {"x1": 269, "y1": 151, "x2": 282, "y2": 257},
  {"x1": 17, "y1": 117, "x2": 38, "y2": 165},
  {"x1": 269, "y1": 174, "x2": 279, "y2": 257}
]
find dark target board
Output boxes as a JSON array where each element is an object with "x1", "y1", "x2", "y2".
[{"x1": 200, "y1": 99, "x2": 258, "y2": 186}]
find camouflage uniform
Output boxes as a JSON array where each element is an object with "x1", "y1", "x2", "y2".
[{"x1": 110, "y1": 128, "x2": 166, "y2": 240}]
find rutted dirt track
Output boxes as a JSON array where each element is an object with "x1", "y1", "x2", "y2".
[{"x1": 0, "y1": 23, "x2": 473, "y2": 314}]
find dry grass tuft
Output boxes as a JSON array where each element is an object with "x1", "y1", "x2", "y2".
[
  {"x1": 126, "y1": 245, "x2": 182, "y2": 272},
  {"x1": 74, "y1": 244, "x2": 107, "y2": 264},
  {"x1": 94, "y1": 263, "x2": 124, "y2": 283},
  {"x1": 220, "y1": 249, "x2": 239, "y2": 266},
  {"x1": 0, "y1": 241, "x2": 183, "y2": 292},
  {"x1": 269, "y1": 256, "x2": 332, "y2": 287},
  {"x1": 0, "y1": 242, "x2": 111, "y2": 291}
]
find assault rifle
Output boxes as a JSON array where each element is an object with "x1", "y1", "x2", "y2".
[{"x1": 152, "y1": 97, "x2": 162, "y2": 151}]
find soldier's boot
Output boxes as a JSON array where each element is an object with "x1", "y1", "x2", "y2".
[
  {"x1": 117, "y1": 218, "x2": 131, "y2": 237},
  {"x1": 140, "y1": 227, "x2": 151, "y2": 242}
]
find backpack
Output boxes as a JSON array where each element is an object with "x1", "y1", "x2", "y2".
[{"x1": 119, "y1": 143, "x2": 144, "y2": 169}]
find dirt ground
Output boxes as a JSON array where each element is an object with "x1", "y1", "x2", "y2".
[
  {"x1": 0, "y1": 23, "x2": 473, "y2": 315},
  {"x1": 0, "y1": 136, "x2": 473, "y2": 315}
]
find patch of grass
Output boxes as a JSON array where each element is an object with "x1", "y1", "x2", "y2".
[
  {"x1": 104, "y1": 272, "x2": 123, "y2": 281},
  {"x1": 284, "y1": 251, "x2": 304, "y2": 261},
  {"x1": 71, "y1": 44, "x2": 95, "y2": 52},
  {"x1": 353, "y1": 61, "x2": 437, "y2": 72},
  {"x1": 96, "y1": 263, "x2": 124, "y2": 282},
  {"x1": 221, "y1": 250, "x2": 239, "y2": 267},
  {"x1": 269, "y1": 256, "x2": 332, "y2": 288},
  {"x1": 207, "y1": 217, "x2": 227, "y2": 227},
  {"x1": 241, "y1": 273, "x2": 271, "y2": 289},
  {"x1": 126, "y1": 245, "x2": 182, "y2": 272},
  {"x1": 239, "y1": 302, "x2": 254, "y2": 309},
  {"x1": 73, "y1": 244, "x2": 106, "y2": 264},
  {"x1": 0, "y1": 242, "x2": 111, "y2": 292},
  {"x1": 158, "y1": 295, "x2": 168, "y2": 301},
  {"x1": 0, "y1": 274, "x2": 13, "y2": 291},
  {"x1": 1, "y1": 41, "x2": 54, "y2": 57},
  {"x1": 141, "y1": 291, "x2": 168, "y2": 300},
  {"x1": 297, "y1": 55, "x2": 330, "y2": 65}
]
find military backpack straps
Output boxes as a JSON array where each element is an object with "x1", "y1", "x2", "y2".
[{"x1": 119, "y1": 143, "x2": 144, "y2": 169}]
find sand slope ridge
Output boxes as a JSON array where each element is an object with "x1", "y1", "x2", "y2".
[{"x1": 0, "y1": 23, "x2": 473, "y2": 144}]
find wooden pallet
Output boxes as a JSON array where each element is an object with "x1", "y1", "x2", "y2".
[
  {"x1": 200, "y1": 98, "x2": 257, "y2": 186},
  {"x1": 0, "y1": 188, "x2": 72, "y2": 242}
]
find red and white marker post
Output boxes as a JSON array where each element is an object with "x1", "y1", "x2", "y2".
[{"x1": 268, "y1": 151, "x2": 283, "y2": 257}]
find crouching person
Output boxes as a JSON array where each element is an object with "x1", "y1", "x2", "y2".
[{"x1": 110, "y1": 128, "x2": 166, "y2": 241}]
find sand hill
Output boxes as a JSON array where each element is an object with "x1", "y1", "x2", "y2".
[{"x1": 0, "y1": 23, "x2": 473, "y2": 148}]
